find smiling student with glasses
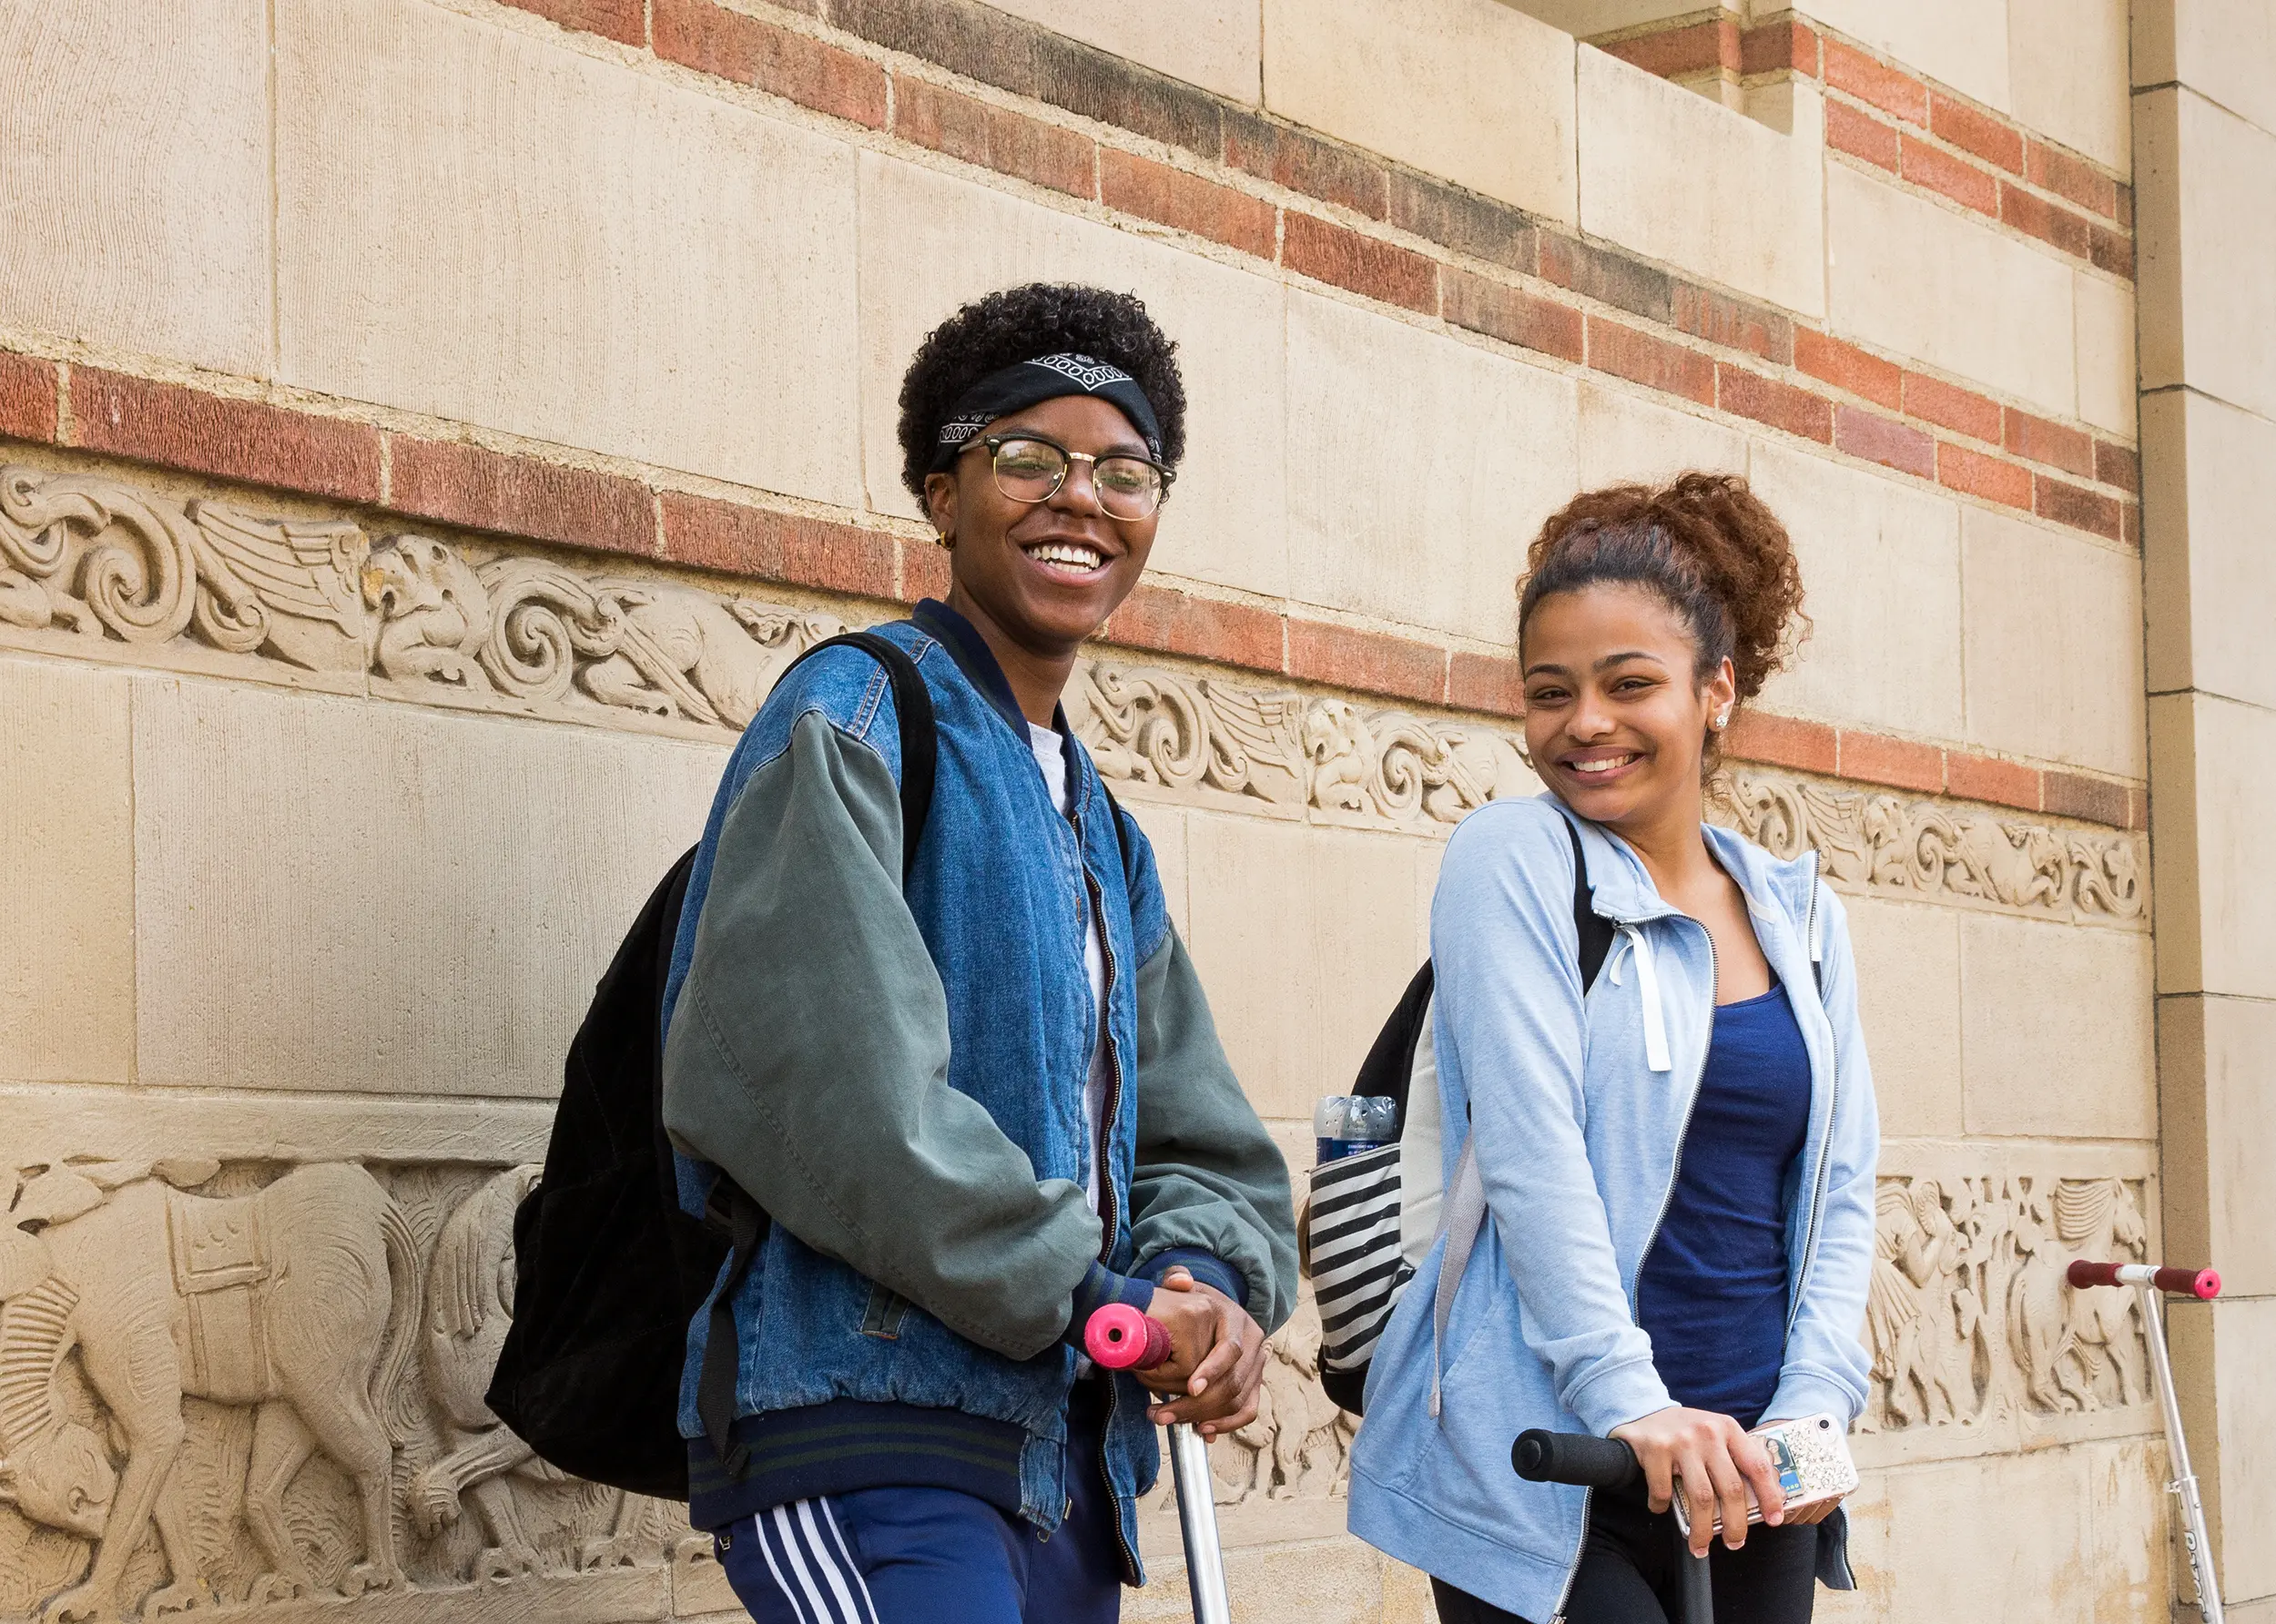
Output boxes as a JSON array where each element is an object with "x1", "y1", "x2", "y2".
[{"x1": 660, "y1": 282, "x2": 1296, "y2": 1624}]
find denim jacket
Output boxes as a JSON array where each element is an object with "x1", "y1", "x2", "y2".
[
  {"x1": 659, "y1": 600, "x2": 1296, "y2": 1569},
  {"x1": 1348, "y1": 796, "x2": 1879, "y2": 1621}
]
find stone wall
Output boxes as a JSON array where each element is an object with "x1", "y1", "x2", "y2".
[{"x1": 0, "y1": 0, "x2": 2233, "y2": 1619}]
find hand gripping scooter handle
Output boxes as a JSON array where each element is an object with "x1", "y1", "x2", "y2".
[
  {"x1": 2068, "y1": 1259, "x2": 2221, "y2": 1299},
  {"x1": 1513, "y1": 1431, "x2": 1712, "y2": 1624},
  {"x1": 1082, "y1": 1304, "x2": 1230, "y2": 1624},
  {"x1": 1083, "y1": 1301, "x2": 1174, "y2": 1370}
]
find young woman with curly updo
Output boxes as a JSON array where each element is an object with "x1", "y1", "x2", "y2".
[
  {"x1": 662, "y1": 282, "x2": 1296, "y2": 1624},
  {"x1": 1348, "y1": 476, "x2": 1881, "y2": 1624}
]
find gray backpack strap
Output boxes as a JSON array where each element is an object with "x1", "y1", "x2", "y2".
[{"x1": 1428, "y1": 1138, "x2": 1488, "y2": 1418}]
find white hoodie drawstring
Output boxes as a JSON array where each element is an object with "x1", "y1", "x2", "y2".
[{"x1": 1608, "y1": 923, "x2": 1672, "y2": 1072}]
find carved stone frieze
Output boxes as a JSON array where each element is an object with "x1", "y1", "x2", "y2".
[
  {"x1": 1861, "y1": 1171, "x2": 2153, "y2": 1436},
  {"x1": 0, "y1": 1155, "x2": 1344, "y2": 1623},
  {"x1": 0, "y1": 463, "x2": 2144, "y2": 924}
]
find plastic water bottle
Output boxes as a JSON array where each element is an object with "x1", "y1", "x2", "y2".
[{"x1": 1314, "y1": 1095, "x2": 1397, "y2": 1164}]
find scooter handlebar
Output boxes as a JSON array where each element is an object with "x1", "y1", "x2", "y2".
[
  {"x1": 1084, "y1": 1303, "x2": 1174, "y2": 1371},
  {"x1": 1512, "y1": 1429, "x2": 1644, "y2": 1492},
  {"x1": 2067, "y1": 1260, "x2": 2220, "y2": 1299}
]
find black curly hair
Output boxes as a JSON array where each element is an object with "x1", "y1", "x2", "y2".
[{"x1": 897, "y1": 282, "x2": 1187, "y2": 502}]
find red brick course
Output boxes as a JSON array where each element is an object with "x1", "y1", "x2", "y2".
[
  {"x1": 1825, "y1": 99, "x2": 1899, "y2": 171},
  {"x1": 1725, "y1": 710, "x2": 1837, "y2": 776},
  {"x1": 1601, "y1": 18, "x2": 1738, "y2": 78},
  {"x1": 1937, "y1": 442, "x2": 2033, "y2": 509},
  {"x1": 1539, "y1": 236, "x2": 1674, "y2": 325},
  {"x1": 1834, "y1": 406, "x2": 1935, "y2": 479},
  {"x1": 1444, "y1": 270, "x2": 1585, "y2": 364},
  {"x1": 2095, "y1": 440, "x2": 2140, "y2": 492},
  {"x1": 1929, "y1": 95, "x2": 2024, "y2": 174},
  {"x1": 654, "y1": 0, "x2": 887, "y2": 128},
  {"x1": 1839, "y1": 731, "x2": 1943, "y2": 794},
  {"x1": 1672, "y1": 285, "x2": 1792, "y2": 366},
  {"x1": 1282, "y1": 214, "x2": 1438, "y2": 314},
  {"x1": 1740, "y1": 18, "x2": 1817, "y2": 76},
  {"x1": 1387, "y1": 173, "x2": 1536, "y2": 275},
  {"x1": 1905, "y1": 373, "x2": 2003, "y2": 443},
  {"x1": 1824, "y1": 39, "x2": 1927, "y2": 125},
  {"x1": 1448, "y1": 651, "x2": 1523, "y2": 717},
  {"x1": 388, "y1": 438, "x2": 655, "y2": 556},
  {"x1": 2029, "y1": 141, "x2": 2119, "y2": 218},
  {"x1": 1999, "y1": 183, "x2": 2091, "y2": 259},
  {"x1": 1285, "y1": 619, "x2": 1446, "y2": 706},
  {"x1": 1902, "y1": 134, "x2": 1998, "y2": 215},
  {"x1": 896, "y1": 76, "x2": 1094, "y2": 197},
  {"x1": 1101, "y1": 149, "x2": 1275, "y2": 258},
  {"x1": 503, "y1": 0, "x2": 645, "y2": 46},
  {"x1": 1794, "y1": 330, "x2": 1902, "y2": 411},
  {"x1": 1223, "y1": 108, "x2": 1388, "y2": 219},
  {"x1": 1718, "y1": 365, "x2": 1833, "y2": 443},
  {"x1": 1589, "y1": 320, "x2": 1715, "y2": 406},
  {"x1": 1102, "y1": 583, "x2": 1285, "y2": 673},
  {"x1": 2003, "y1": 410, "x2": 2095, "y2": 478},
  {"x1": 2044, "y1": 769, "x2": 2129, "y2": 827},
  {"x1": 2034, "y1": 475, "x2": 2123, "y2": 541},
  {"x1": 897, "y1": 533, "x2": 953, "y2": 604},
  {"x1": 71, "y1": 370, "x2": 381, "y2": 503},
  {"x1": 0, "y1": 353, "x2": 58, "y2": 443},
  {"x1": 659, "y1": 492, "x2": 898, "y2": 599},
  {"x1": 1946, "y1": 752, "x2": 2040, "y2": 812}
]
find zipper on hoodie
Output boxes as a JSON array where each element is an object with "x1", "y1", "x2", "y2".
[
  {"x1": 1547, "y1": 914, "x2": 1717, "y2": 1623},
  {"x1": 1785, "y1": 852, "x2": 1839, "y2": 1335}
]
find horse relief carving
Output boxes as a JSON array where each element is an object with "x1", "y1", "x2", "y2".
[
  {"x1": 0, "y1": 1159, "x2": 690, "y2": 1623},
  {"x1": 1861, "y1": 1172, "x2": 2150, "y2": 1434}
]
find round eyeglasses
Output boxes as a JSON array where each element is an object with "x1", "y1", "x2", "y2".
[{"x1": 962, "y1": 432, "x2": 1172, "y2": 522}]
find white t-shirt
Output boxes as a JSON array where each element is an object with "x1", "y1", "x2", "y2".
[{"x1": 1029, "y1": 723, "x2": 1113, "y2": 1216}]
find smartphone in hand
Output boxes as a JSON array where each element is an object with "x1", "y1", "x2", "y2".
[{"x1": 1671, "y1": 1413, "x2": 1859, "y2": 1538}]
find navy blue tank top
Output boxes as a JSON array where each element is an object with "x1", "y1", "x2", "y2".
[{"x1": 1636, "y1": 981, "x2": 1812, "y2": 1429}]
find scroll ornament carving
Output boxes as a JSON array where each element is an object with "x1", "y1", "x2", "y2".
[
  {"x1": 0, "y1": 464, "x2": 2142, "y2": 922},
  {"x1": 1861, "y1": 1173, "x2": 2152, "y2": 1434}
]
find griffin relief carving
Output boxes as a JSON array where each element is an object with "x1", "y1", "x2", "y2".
[{"x1": 0, "y1": 464, "x2": 2147, "y2": 925}]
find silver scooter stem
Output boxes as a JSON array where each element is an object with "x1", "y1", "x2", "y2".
[
  {"x1": 1168, "y1": 1422, "x2": 1232, "y2": 1624},
  {"x1": 2139, "y1": 1286, "x2": 2225, "y2": 1623}
]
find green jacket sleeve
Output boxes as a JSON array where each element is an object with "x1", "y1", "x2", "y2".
[
  {"x1": 660, "y1": 710, "x2": 1110, "y2": 1359},
  {"x1": 1126, "y1": 927, "x2": 1300, "y2": 1335}
]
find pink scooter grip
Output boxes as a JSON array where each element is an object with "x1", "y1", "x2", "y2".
[{"x1": 1083, "y1": 1303, "x2": 1172, "y2": 1371}]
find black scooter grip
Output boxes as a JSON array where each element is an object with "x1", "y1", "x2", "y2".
[{"x1": 1512, "y1": 1429, "x2": 1643, "y2": 1491}]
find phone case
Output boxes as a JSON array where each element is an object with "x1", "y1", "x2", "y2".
[{"x1": 1671, "y1": 1413, "x2": 1859, "y2": 1538}]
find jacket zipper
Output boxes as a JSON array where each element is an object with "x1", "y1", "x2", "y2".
[
  {"x1": 1068, "y1": 786, "x2": 1143, "y2": 1585},
  {"x1": 1548, "y1": 915, "x2": 1716, "y2": 1622},
  {"x1": 1785, "y1": 853, "x2": 1838, "y2": 1335}
]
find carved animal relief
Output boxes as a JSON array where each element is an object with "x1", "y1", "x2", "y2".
[
  {"x1": 0, "y1": 464, "x2": 2146, "y2": 927},
  {"x1": 0, "y1": 1160, "x2": 686, "y2": 1623},
  {"x1": 1860, "y1": 1172, "x2": 2153, "y2": 1434}
]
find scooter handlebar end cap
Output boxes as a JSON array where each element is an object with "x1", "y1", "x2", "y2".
[{"x1": 1084, "y1": 1303, "x2": 1172, "y2": 1371}]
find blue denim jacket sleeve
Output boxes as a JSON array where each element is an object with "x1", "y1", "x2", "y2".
[
  {"x1": 1432, "y1": 805, "x2": 1676, "y2": 1436},
  {"x1": 1763, "y1": 886, "x2": 1879, "y2": 1428}
]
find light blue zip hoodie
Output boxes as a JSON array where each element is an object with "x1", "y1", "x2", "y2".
[{"x1": 1347, "y1": 795, "x2": 1878, "y2": 1621}]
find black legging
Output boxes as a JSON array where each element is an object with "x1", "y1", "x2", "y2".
[{"x1": 1429, "y1": 1482, "x2": 1818, "y2": 1624}]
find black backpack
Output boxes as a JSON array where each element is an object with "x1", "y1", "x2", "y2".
[
  {"x1": 1309, "y1": 817, "x2": 1613, "y2": 1414},
  {"x1": 485, "y1": 634, "x2": 937, "y2": 1497}
]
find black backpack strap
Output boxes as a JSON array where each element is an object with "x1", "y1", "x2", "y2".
[
  {"x1": 693, "y1": 627, "x2": 938, "y2": 1474},
  {"x1": 1567, "y1": 817, "x2": 1614, "y2": 993}
]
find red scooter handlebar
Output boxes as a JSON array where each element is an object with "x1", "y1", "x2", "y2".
[
  {"x1": 2067, "y1": 1260, "x2": 2221, "y2": 1299},
  {"x1": 1084, "y1": 1303, "x2": 1173, "y2": 1371}
]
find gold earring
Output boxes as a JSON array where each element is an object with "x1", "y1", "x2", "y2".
[{"x1": 935, "y1": 530, "x2": 953, "y2": 550}]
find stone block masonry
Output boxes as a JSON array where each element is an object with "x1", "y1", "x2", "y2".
[{"x1": 0, "y1": 0, "x2": 2194, "y2": 1619}]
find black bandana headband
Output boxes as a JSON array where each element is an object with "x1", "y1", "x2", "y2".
[{"x1": 929, "y1": 352, "x2": 1163, "y2": 475}]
